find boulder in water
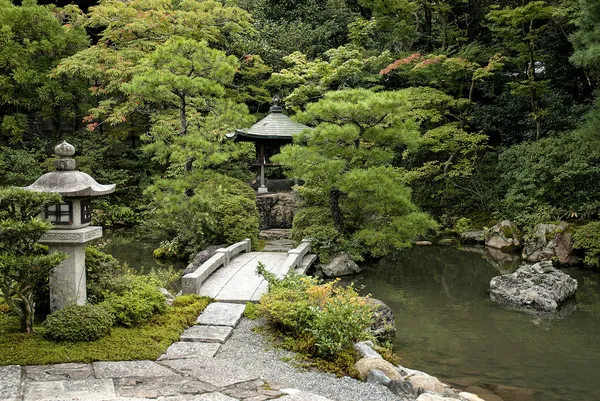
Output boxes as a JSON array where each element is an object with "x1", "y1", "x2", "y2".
[
  {"x1": 489, "y1": 261, "x2": 577, "y2": 314},
  {"x1": 320, "y1": 252, "x2": 361, "y2": 277}
]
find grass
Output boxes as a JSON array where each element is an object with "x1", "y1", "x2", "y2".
[{"x1": 0, "y1": 296, "x2": 211, "y2": 366}]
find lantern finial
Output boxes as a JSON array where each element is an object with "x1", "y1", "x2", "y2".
[{"x1": 54, "y1": 141, "x2": 76, "y2": 171}]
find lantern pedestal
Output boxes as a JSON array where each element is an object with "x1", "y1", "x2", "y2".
[{"x1": 40, "y1": 226, "x2": 103, "y2": 312}]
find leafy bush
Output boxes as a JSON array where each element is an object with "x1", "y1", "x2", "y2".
[
  {"x1": 85, "y1": 246, "x2": 127, "y2": 304},
  {"x1": 101, "y1": 275, "x2": 166, "y2": 327},
  {"x1": 243, "y1": 302, "x2": 260, "y2": 319},
  {"x1": 498, "y1": 133, "x2": 600, "y2": 228},
  {"x1": 257, "y1": 264, "x2": 374, "y2": 361},
  {"x1": 171, "y1": 294, "x2": 204, "y2": 308},
  {"x1": 142, "y1": 171, "x2": 259, "y2": 260},
  {"x1": 574, "y1": 222, "x2": 600, "y2": 269},
  {"x1": 454, "y1": 217, "x2": 472, "y2": 234},
  {"x1": 43, "y1": 304, "x2": 115, "y2": 342}
]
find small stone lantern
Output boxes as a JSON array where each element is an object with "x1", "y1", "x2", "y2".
[{"x1": 24, "y1": 141, "x2": 115, "y2": 312}]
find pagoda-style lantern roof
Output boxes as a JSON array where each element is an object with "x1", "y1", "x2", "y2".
[
  {"x1": 226, "y1": 96, "x2": 311, "y2": 141},
  {"x1": 24, "y1": 141, "x2": 115, "y2": 197}
]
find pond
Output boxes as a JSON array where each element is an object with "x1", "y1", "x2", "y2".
[
  {"x1": 99, "y1": 229, "x2": 187, "y2": 290},
  {"x1": 100, "y1": 232, "x2": 600, "y2": 401},
  {"x1": 354, "y1": 245, "x2": 600, "y2": 401}
]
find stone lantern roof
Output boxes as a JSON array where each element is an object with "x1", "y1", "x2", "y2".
[
  {"x1": 24, "y1": 141, "x2": 115, "y2": 197},
  {"x1": 226, "y1": 96, "x2": 311, "y2": 141}
]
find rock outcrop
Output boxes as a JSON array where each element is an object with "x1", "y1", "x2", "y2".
[
  {"x1": 256, "y1": 192, "x2": 297, "y2": 229},
  {"x1": 522, "y1": 221, "x2": 577, "y2": 265},
  {"x1": 365, "y1": 299, "x2": 396, "y2": 344},
  {"x1": 354, "y1": 357, "x2": 402, "y2": 381},
  {"x1": 460, "y1": 229, "x2": 485, "y2": 244},
  {"x1": 489, "y1": 261, "x2": 578, "y2": 314},
  {"x1": 320, "y1": 253, "x2": 361, "y2": 277},
  {"x1": 484, "y1": 221, "x2": 522, "y2": 251}
]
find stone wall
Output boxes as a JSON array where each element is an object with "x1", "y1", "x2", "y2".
[{"x1": 256, "y1": 192, "x2": 298, "y2": 230}]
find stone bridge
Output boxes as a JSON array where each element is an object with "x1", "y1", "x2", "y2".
[{"x1": 181, "y1": 239, "x2": 317, "y2": 303}]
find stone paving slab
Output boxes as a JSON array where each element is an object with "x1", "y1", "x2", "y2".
[
  {"x1": 279, "y1": 389, "x2": 335, "y2": 401},
  {"x1": 0, "y1": 365, "x2": 21, "y2": 401},
  {"x1": 181, "y1": 325, "x2": 233, "y2": 343},
  {"x1": 196, "y1": 303, "x2": 246, "y2": 327},
  {"x1": 23, "y1": 378, "x2": 116, "y2": 401},
  {"x1": 159, "y1": 342, "x2": 221, "y2": 360},
  {"x1": 25, "y1": 363, "x2": 93, "y2": 381},
  {"x1": 94, "y1": 360, "x2": 176, "y2": 379},
  {"x1": 114, "y1": 375, "x2": 216, "y2": 398},
  {"x1": 160, "y1": 359, "x2": 259, "y2": 388},
  {"x1": 192, "y1": 393, "x2": 238, "y2": 401}
]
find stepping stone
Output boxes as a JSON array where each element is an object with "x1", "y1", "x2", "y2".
[
  {"x1": 114, "y1": 376, "x2": 216, "y2": 398},
  {"x1": 25, "y1": 363, "x2": 93, "y2": 381},
  {"x1": 158, "y1": 342, "x2": 221, "y2": 360},
  {"x1": 160, "y1": 359, "x2": 259, "y2": 388},
  {"x1": 23, "y1": 378, "x2": 115, "y2": 401},
  {"x1": 0, "y1": 365, "x2": 21, "y2": 401},
  {"x1": 192, "y1": 393, "x2": 238, "y2": 401},
  {"x1": 196, "y1": 303, "x2": 245, "y2": 327},
  {"x1": 181, "y1": 325, "x2": 233, "y2": 343},
  {"x1": 94, "y1": 360, "x2": 176, "y2": 379}
]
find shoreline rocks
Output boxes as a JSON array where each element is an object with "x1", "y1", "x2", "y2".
[
  {"x1": 484, "y1": 221, "x2": 522, "y2": 251},
  {"x1": 489, "y1": 261, "x2": 578, "y2": 315},
  {"x1": 521, "y1": 222, "x2": 578, "y2": 265},
  {"x1": 320, "y1": 252, "x2": 362, "y2": 277}
]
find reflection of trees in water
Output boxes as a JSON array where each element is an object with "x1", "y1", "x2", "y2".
[{"x1": 575, "y1": 274, "x2": 600, "y2": 317}]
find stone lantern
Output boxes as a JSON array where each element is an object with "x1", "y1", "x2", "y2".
[
  {"x1": 24, "y1": 141, "x2": 115, "y2": 312},
  {"x1": 227, "y1": 96, "x2": 312, "y2": 193}
]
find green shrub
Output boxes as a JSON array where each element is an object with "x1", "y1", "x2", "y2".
[
  {"x1": 43, "y1": 304, "x2": 114, "y2": 342},
  {"x1": 172, "y1": 294, "x2": 204, "y2": 308},
  {"x1": 257, "y1": 266, "x2": 374, "y2": 361},
  {"x1": 243, "y1": 302, "x2": 260, "y2": 320},
  {"x1": 101, "y1": 275, "x2": 166, "y2": 327},
  {"x1": 454, "y1": 217, "x2": 472, "y2": 234},
  {"x1": 574, "y1": 222, "x2": 600, "y2": 269},
  {"x1": 85, "y1": 246, "x2": 127, "y2": 304}
]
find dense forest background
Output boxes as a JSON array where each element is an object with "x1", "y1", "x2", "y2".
[{"x1": 1, "y1": 0, "x2": 599, "y2": 263}]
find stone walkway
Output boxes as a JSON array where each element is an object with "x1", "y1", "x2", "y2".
[{"x1": 0, "y1": 303, "x2": 336, "y2": 401}]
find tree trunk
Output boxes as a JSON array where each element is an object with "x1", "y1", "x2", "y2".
[
  {"x1": 526, "y1": 18, "x2": 542, "y2": 140},
  {"x1": 329, "y1": 187, "x2": 343, "y2": 233}
]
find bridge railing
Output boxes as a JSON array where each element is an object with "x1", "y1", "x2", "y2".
[
  {"x1": 181, "y1": 238, "x2": 251, "y2": 294},
  {"x1": 272, "y1": 240, "x2": 311, "y2": 278}
]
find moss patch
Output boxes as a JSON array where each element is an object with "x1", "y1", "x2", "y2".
[{"x1": 0, "y1": 297, "x2": 211, "y2": 366}]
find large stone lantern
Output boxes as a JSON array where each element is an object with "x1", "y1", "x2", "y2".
[{"x1": 24, "y1": 141, "x2": 115, "y2": 311}]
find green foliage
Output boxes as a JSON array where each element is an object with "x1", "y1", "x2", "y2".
[
  {"x1": 257, "y1": 268, "x2": 374, "y2": 362},
  {"x1": 0, "y1": 0, "x2": 90, "y2": 144},
  {"x1": 85, "y1": 246, "x2": 127, "y2": 304},
  {"x1": 142, "y1": 172, "x2": 259, "y2": 259},
  {"x1": 0, "y1": 188, "x2": 67, "y2": 333},
  {"x1": 498, "y1": 133, "x2": 600, "y2": 228},
  {"x1": 574, "y1": 222, "x2": 600, "y2": 268},
  {"x1": 244, "y1": 302, "x2": 260, "y2": 320},
  {"x1": 454, "y1": 218, "x2": 472, "y2": 234},
  {"x1": 43, "y1": 304, "x2": 114, "y2": 342},
  {"x1": 570, "y1": 0, "x2": 600, "y2": 75},
  {"x1": 0, "y1": 295, "x2": 210, "y2": 365},
  {"x1": 274, "y1": 88, "x2": 463, "y2": 259},
  {"x1": 101, "y1": 275, "x2": 166, "y2": 327},
  {"x1": 171, "y1": 294, "x2": 206, "y2": 308}
]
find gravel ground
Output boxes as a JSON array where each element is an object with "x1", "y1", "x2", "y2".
[{"x1": 217, "y1": 318, "x2": 407, "y2": 401}]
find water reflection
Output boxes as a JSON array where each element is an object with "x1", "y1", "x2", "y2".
[{"x1": 355, "y1": 246, "x2": 600, "y2": 401}]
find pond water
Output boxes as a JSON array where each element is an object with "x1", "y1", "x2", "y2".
[
  {"x1": 100, "y1": 231, "x2": 600, "y2": 401},
  {"x1": 354, "y1": 246, "x2": 600, "y2": 401},
  {"x1": 98, "y1": 229, "x2": 187, "y2": 289}
]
